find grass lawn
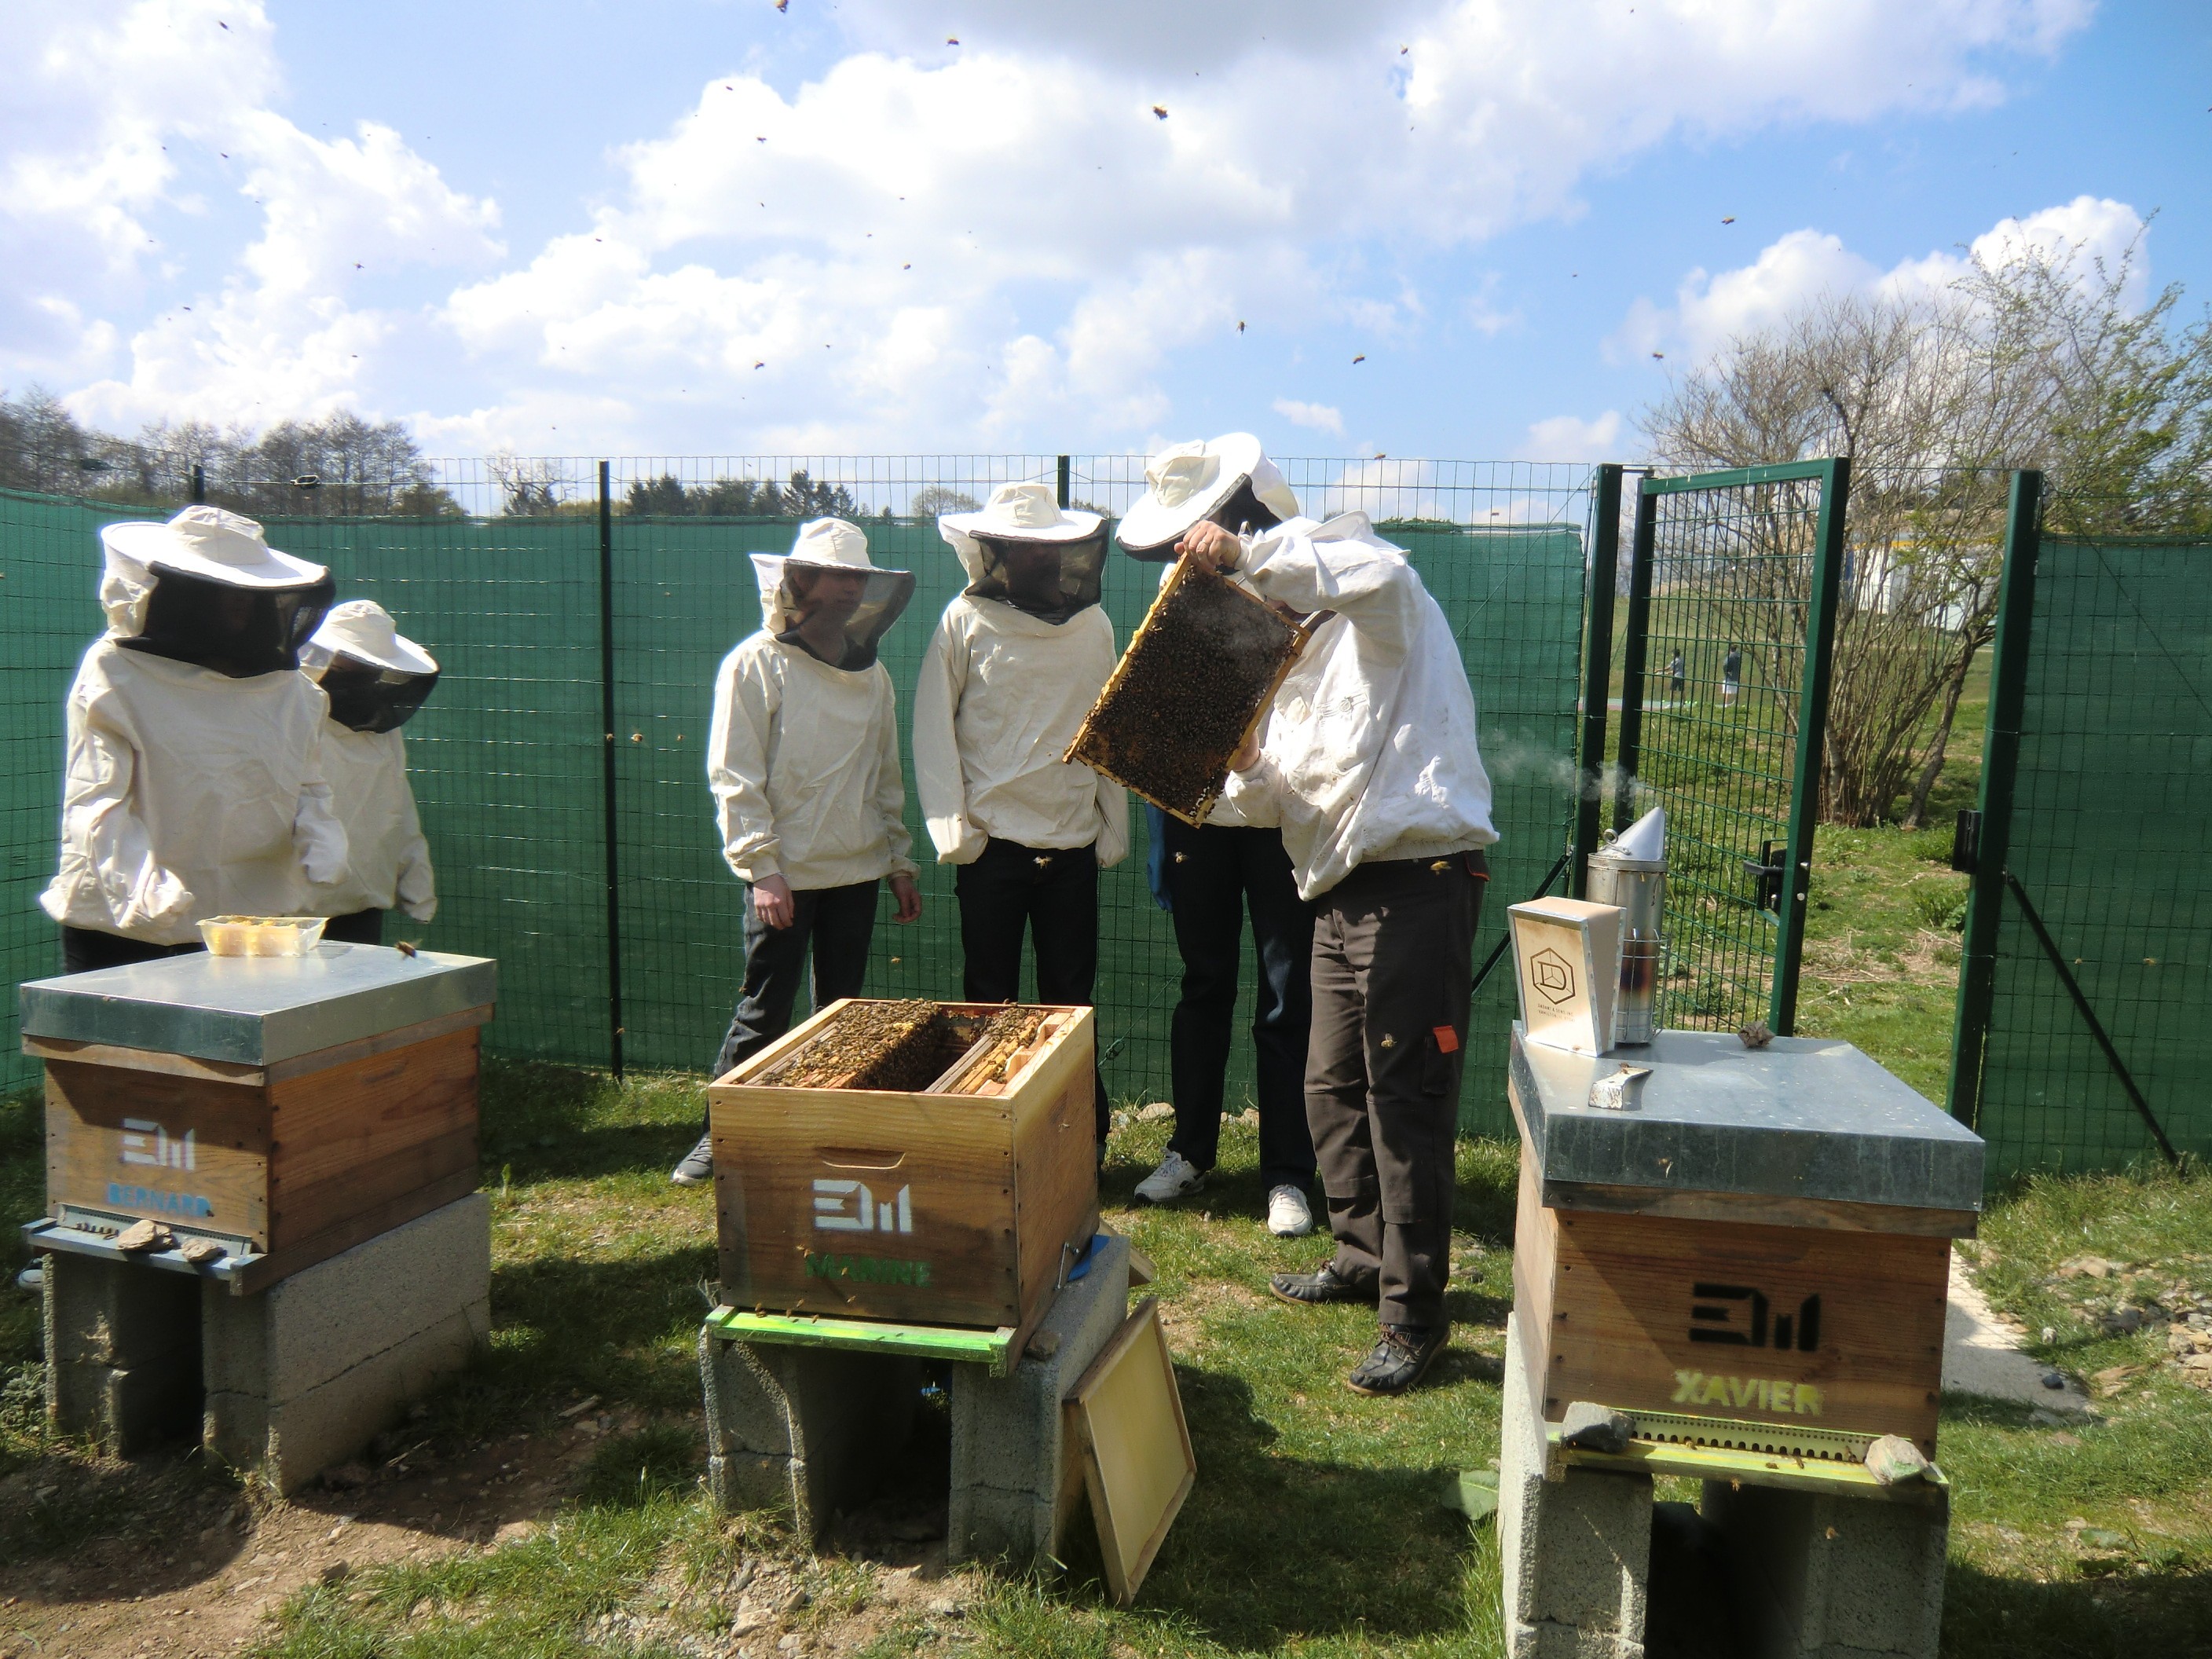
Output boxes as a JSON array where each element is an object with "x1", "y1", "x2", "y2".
[{"x1": 5, "y1": 727, "x2": 2210, "y2": 1654}]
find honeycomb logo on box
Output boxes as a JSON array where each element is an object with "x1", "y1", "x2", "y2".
[
  {"x1": 812, "y1": 1177, "x2": 914, "y2": 1236},
  {"x1": 1529, "y1": 947, "x2": 1577, "y2": 1008}
]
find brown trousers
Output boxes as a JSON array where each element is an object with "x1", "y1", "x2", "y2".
[{"x1": 1304, "y1": 851, "x2": 1485, "y2": 1328}]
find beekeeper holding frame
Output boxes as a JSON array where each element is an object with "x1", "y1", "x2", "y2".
[
  {"x1": 914, "y1": 480, "x2": 1125, "y2": 1147},
  {"x1": 1115, "y1": 436, "x2": 1320, "y2": 1240},
  {"x1": 1176, "y1": 500, "x2": 1496, "y2": 1397},
  {"x1": 672, "y1": 518, "x2": 924, "y2": 1187}
]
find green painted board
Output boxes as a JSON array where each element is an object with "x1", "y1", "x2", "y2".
[
  {"x1": 1548, "y1": 1429, "x2": 1948, "y2": 1504},
  {"x1": 703, "y1": 1306, "x2": 1016, "y2": 1377}
]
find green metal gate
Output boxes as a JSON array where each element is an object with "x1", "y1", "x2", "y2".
[
  {"x1": 1947, "y1": 472, "x2": 2212, "y2": 1178},
  {"x1": 1589, "y1": 460, "x2": 1851, "y2": 1034}
]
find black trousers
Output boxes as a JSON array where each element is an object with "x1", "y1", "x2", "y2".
[
  {"x1": 1305, "y1": 852, "x2": 1485, "y2": 1329},
  {"x1": 60, "y1": 926, "x2": 201, "y2": 976},
  {"x1": 708, "y1": 879, "x2": 881, "y2": 1118},
  {"x1": 1162, "y1": 819, "x2": 1317, "y2": 1192},
  {"x1": 954, "y1": 838, "x2": 1109, "y2": 1141},
  {"x1": 323, "y1": 909, "x2": 386, "y2": 946}
]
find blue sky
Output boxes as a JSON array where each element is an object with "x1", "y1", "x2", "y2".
[{"x1": 4, "y1": 0, "x2": 2206, "y2": 463}]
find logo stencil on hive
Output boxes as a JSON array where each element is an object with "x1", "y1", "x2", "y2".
[
  {"x1": 1529, "y1": 947, "x2": 1577, "y2": 1005},
  {"x1": 812, "y1": 1178, "x2": 915, "y2": 1235},
  {"x1": 119, "y1": 1118, "x2": 196, "y2": 1171}
]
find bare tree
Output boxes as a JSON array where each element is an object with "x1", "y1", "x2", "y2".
[{"x1": 1643, "y1": 233, "x2": 2212, "y2": 826}]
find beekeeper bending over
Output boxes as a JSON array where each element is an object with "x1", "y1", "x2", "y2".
[
  {"x1": 672, "y1": 518, "x2": 924, "y2": 1186},
  {"x1": 42, "y1": 506, "x2": 347, "y2": 974},
  {"x1": 301, "y1": 600, "x2": 440, "y2": 946},
  {"x1": 1177, "y1": 506, "x2": 1496, "y2": 1397},
  {"x1": 914, "y1": 482, "x2": 1126, "y2": 1146}
]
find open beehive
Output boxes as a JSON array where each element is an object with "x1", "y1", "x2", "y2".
[
  {"x1": 708, "y1": 998, "x2": 1098, "y2": 1346},
  {"x1": 1064, "y1": 555, "x2": 1311, "y2": 822}
]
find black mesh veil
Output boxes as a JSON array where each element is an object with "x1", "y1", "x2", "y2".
[
  {"x1": 319, "y1": 656, "x2": 441, "y2": 734},
  {"x1": 965, "y1": 529, "x2": 1108, "y2": 624},
  {"x1": 118, "y1": 566, "x2": 335, "y2": 678},
  {"x1": 772, "y1": 564, "x2": 917, "y2": 672}
]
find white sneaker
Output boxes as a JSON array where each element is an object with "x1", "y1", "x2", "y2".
[
  {"x1": 1134, "y1": 1150, "x2": 1205, "y2": 1204},
  {"x1": 1266, "y1": 1185, "x2": 1315, "y2": 1238}
]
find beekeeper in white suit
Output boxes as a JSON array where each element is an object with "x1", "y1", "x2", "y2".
[
  {"x1": 300, "y1": 599, "x2": 440, "y2": 947},
  {"x1": 672, "y1": 517, "x2": 924, "y2": 1186},
  {"x1": 1176, "y1": 493, "x2": 1496, "y2": 1399},
  {"x1": 42, "y1": 505, "x2": 347, "y2": 975},
  {"x1": 914, "y1": 480, "x2": 1126, "y2": 1145}
]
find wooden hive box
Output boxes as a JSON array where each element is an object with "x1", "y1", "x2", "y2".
[
  {"x1": 21, "y1": 946, "x2": 497, "y2": 1295},
  {"x1": 709, "y1": 999, "x2": 1099, "y2": 1351},
  {"x1": 1507, "y1": 1024, "x2": 1984, "y2": 1459}
]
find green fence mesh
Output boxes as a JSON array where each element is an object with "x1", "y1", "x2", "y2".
[
  {"x1": 1617, "y1": 465, "x2": 1843, "y2": 1034},
  {"x1": 1, "y1": 461, "x2": 1589, "y2": 1135},
  {"x1": 1970, "y1": 533, "x2": 2212, "y2": 1179}
]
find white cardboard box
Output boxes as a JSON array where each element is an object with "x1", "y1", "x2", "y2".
[{"x1": 1508, "y1": 897, "x2": 1626, "y2": 1056}]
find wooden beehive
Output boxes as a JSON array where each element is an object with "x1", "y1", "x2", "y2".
[
  {"x1": 1507, "y1": 1026, "x2": 1983, "y2": 1460},
  {"x1": 709, "y1": 999, "x2": 1099, "y2": 1350},
  {"x1": 24, "y1": 947, "x2": 496, "y2": 1295},
  {"x1": 1064, "y1": 555, "x2": 1311, "y2": 823}
]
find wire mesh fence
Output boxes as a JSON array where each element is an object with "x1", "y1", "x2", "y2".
[
  {"x1": 0, "y1": 459, "x2": 1591, "y2": 1135},
  {"x1": 1612, "y1": 462, "x2": 1846, "y2": 1034},
  {"x1": 1963, "y1": 529, "x2": 2212, "y2": 1179}
]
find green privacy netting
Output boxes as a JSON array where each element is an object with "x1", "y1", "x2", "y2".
[
  {"x1": 1, "y1": 486, "x2": 1585, "y2": 1133},
  {"x1": 1970, "y1": 534, "x2": 2212, "y2": 1179}
]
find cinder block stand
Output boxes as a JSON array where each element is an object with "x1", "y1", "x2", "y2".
[
  {"x1": 45, "y1": 1194, "x2": 491, "y2": 1492},
  {"x1": 1500, "y1": 1314, "x2": 1948, "y2": 1659},
  {"x1": 701, "y1": 1234, "x2": 1130, "y2": 1566}
]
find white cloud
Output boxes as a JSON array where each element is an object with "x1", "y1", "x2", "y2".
[
  {"x1": 2, "y1": 0, "x2": 500, "y2": 428},
  {"x1": 2, "y1": 0, "x2": 2093, "y2": 447},
  {"x1": 1519, "y1": 411, "x2": 1622, "y2": 461},
  {"x1": 1615, "y1": 196, "x2": 2149, "y2": 368},
  {"x1": 1273, "y1": 397, "x2": 1346, "y2": 437}
]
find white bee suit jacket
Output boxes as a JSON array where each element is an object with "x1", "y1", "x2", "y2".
[
  {"x1": 312, "y1": 722, "x2": 436, "y2": 920},
  {"x1": 912, "y1": 596, "x2": 1128, "y2": 866},
  {"x1": 1220, "y1": 513, "x2": 1497, "y2": 901},
  {"x1": 42, "y1": 641, "x2": 350, "y2": 944},
  {"x1": 709, "y1": 634, "x2": 918, "y2": 889}
]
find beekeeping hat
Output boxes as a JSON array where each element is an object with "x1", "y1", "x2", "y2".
[
  {"x1": 749, "y1": 518, "x2": 915, "y2": 670},
  {"x1": 301, "y1": 599, "x2": 442, "y2": 734},
  {"x1": 100, "y1": 505, "x2": 334, "y2": 677},
  {"x1": 1115, "y1": 433, "x2": 1302, "y2": 560},
  {"x1": 939, "y1": 482, "x2": 1108, "y2": 625}
]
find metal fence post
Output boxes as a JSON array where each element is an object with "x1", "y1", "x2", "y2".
[
  {"x1": 1612, "y1": 485, "x2": 1659, "y2": 833},
  {"x1": 598, "y1": 460, "x2": 626, "y2": 1079},
  {"x1": 190, "y1": 463, "x2": 205, "y2": 504},
  {"x1": 1946, "y1": 470, "x2": 2042, "y2": 1126},
  {"x1": 1769, "y1": 456, "x2": 1851, "y2": 1035},
  {"x1": 1056, "y1": 455, "x2": 1071, "y2": 510},
  {"x1": 1571, "y1": 463, "x2": 1623, "y2": 896}
]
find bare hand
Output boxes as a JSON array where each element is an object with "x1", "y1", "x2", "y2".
[
  {"x1": 1175, "y1": 520, "x2": 1240, "y2": 572},
  {"x1": 752, "y1": 873, "x2": 796, "y2": 929},
  {"x1": 889, "y1": 873, "x2": 923, "y2": 923},
  {"x1": 1228, "y1": 729, "x2": 1262, "y2": 772}
]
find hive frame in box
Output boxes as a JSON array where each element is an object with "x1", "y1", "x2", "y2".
[
  {"x1": 1064, "y1": 554, "x2": 1313, "y2": 826},
  {"x1": 707, "y1": 998, "x2": 1100, "y2": 1359}
]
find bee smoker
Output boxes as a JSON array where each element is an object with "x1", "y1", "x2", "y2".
[{"x1": 1586, "y1": 807, "x2": 1666, "y2": 1046}]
